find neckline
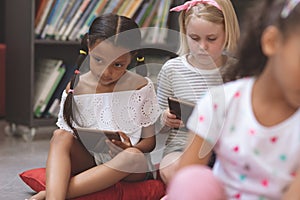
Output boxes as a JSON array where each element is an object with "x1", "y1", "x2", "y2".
[
  {"x1": 67, "y1": 77, "x2": 152, "y2": 97},
  {"x1": 181, "y1": 54, "x2": 220, "y2": 74},
  {"x1": 245, "y1": 78, "x2": 300, "y2": 131}
]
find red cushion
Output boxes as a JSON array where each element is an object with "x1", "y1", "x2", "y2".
[{"x1": 19, "y1": 168, "x2": 166, "y2": 200}]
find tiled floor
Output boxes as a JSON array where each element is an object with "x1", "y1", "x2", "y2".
[
  {"x1": 0, "y1": 118, "x2": 166, "y2": 199},
  {"x1": 0, "y1": 119, "x2": 56, "y2": 199}
]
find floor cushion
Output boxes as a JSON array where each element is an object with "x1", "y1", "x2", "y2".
[{"x1": 19, "y1": 168, "x2": 165, "y2": 200}]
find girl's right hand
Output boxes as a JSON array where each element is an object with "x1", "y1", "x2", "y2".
[{"x1": 162, "y1": 109, "x2": 183, "y2": 129}]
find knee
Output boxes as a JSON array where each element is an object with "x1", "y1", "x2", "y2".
[
  {"x1": 167, "y1": 165, "x2": 226, "y2": 200},
  {"x1": 107, "y1": 147, "x2": 148, "y2": 173},
  {"x1": 123, "y1": 147, "x2": 145, "y2": 163},
  {"x1": 50, "y1": 129, "x2": 74, "y2": 148},
  {"x1": 159, "y1": 152, "x2": 182, "y2": 184}
]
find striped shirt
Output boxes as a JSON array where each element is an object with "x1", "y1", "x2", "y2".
[{"x1": 157, "y1": 54, "x2": 236, "y2": 154}]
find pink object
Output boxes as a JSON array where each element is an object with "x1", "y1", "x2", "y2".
[
  {"x1": 68, "y1": 89, "x2": 74, "y2": 94},
  {"x1": 170, "y1": 0, "x2": 222, "y2": 12},
  {"x1": 166, "y1": 165, "x2": 226, "y2": 200}
]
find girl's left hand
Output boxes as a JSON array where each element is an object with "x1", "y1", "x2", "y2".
[
  {"x1": 112, "y1": 131, "x2": 132, "y2": 149},
  {"x1": 106, "y1": 131, "x2": 132, "y2": 157}
]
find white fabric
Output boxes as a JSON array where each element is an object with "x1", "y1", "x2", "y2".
[
  {"x1": 56, "y1": 77, "x2": 161, "y2": 145},
  {"x1": 187, "y1": 77, "x2": 300, "y2": 199}
]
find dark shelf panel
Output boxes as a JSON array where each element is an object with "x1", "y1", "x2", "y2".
[{"x1": 35, "y1": 39, "x2": 80, "y2": 46}]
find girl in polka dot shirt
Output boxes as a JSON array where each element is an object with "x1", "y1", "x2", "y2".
[{"x1": 165, "y1": 0, "x2": 300, "y2": 199}]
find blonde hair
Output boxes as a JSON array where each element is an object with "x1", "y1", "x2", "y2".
[{"x1": 177, "y1": 0, "x2": 240, "y2": 56}]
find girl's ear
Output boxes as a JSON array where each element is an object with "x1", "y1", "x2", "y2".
[{"x1": 261, "y1": 26, "x2": 280, "y2": 56}]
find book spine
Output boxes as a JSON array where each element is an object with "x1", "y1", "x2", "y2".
[
  {"x1": 33, "y1": 59, "x2": 63, "y2": 115},
  {"x1": 53, "y1": 0, "x2": 77, "y2": 40},
  {"x1": 46, "y1": 0, "x2": 69, "y2": 39},
  {"x1": 102, "y1": 0, "x2": 122, "y2": 14},
  {"x1": 68, "y1": 0, "x2": 99, "y2": 41},
  {"x1": 39, "y1": 66, "x2": 66, "y2": 115},
  {"x1": 35, "y1": 0, "x2": 48, "y2": 27},
  {"x1": 35, "y1": 0, "x2": 54, "y2": 37},
  {"x1": 57, "y1": 0, "x2": 83, "y2": 40},
  {"x1": 47, "y1": 98, "x2": 61, "y2": 117},
  {"x1": 125, "y1": 0, "x2": 143, "y2": 18},
  {"x1": 40, "y1": 0, "x2": 62, "y2": 39},
  {"x1": 61, "y1": 0, "x2": 91, "y2": 41},
  {"x1": 73, "y1": 0, "x2": 103, "y2": 41}
]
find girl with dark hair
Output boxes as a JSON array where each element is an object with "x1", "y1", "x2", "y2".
[
  {"x1": 164, "y1": 0, "x2": 300, "y2": 199},
  {"x1": 29, "y1": 13, "x2": 161, "y2": 200}
]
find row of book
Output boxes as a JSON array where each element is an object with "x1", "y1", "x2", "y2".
[
  {"x1": 35, "y1": 0, "x2": 172, "y2": 43},
  {"x1": 33, "y1": 58, "x2": 76, "y2": 118}
]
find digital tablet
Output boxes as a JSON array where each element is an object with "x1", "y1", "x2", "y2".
[
  {"x1": 168, "y1": 97, "x2": 195, "y2": 125},
  {"x1": 76, "y1": 128, "x2": 121, "y2": 153}
]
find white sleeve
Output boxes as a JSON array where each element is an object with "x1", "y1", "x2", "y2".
[
  {"x1": 56, "y1": 90, "x2": 73, "y2": 133},
  {"x1": 131, "y1": 78, "x2": 162, "y2": 126}
]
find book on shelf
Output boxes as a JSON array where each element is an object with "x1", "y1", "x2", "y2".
[
  {"x1": 144, "y1": 0, "x2": 171, "y2": 44},
  {"x1": 35, "y1": 0, "x2": 55, "y2": 37},
  {"x1": 134, "y1": 1, "x2": 150, "y2": 25},
  {"x1": 141, "y1": 0, "x2": 160, "y2": 28},
  {"x1": 56, "y1": 0, "x2": 83, "y2": 40},
  {"x1": 102, "y1": 0, "x2": 123, "y2": 14},
  {"x1": 116, "y1": 0, "x2": 131, "y2": 16},
  {"x1": 46, "y1": 0, "x2": 70, "y2": 39},
  {"x1": 76, "y1": 0, "x2": 109, "y2": 40},
  {"x1": 68, "y1": 0, "x2": 99, "y2": 41},
  {"x1": 40, "y1": 0, "x2": 63, "y2": 39},
  {"x1": 35, "y1": 0, "x2": 49, "y2": 28},
  {"x1": 47, "y1": 98, "x2": 61, "y2": 118},
  {"x1": 61, "y1": 0, "x2": 91, "y2": 41},
  {"x1": 42, "y1": 63, "x2": 78, "y2": 118},
  {"x1": 53, "y1": 0, "x2": 77, "y2": 39},
  {"x1": 157, "y1": 0, "x2": 171, "y2": 43},
  {"x1": 34, "y1": 0, "x2": 172, "y2": 44},
  {"x1": 124, "y1": 0, "x2": 143, "y2": 18},
  {"x1": 33, "y1": 58, "x2": 65, "y2": 118}
]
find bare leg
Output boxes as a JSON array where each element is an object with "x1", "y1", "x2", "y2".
[
  {"x1": 29, "y1": 129, "x2": 96, "y2": 200},
  {"x1": 65, "y1": 147, "x2": 149, "y2": 199},
  {"x1": 29, "y1": 130, "x2": 149, "y2": 200},
  {"x1": 28, "y1": 190, "x2": 46, "y2": 200},
  {"x1": 159, "y1": 152, "x2": 182, "y2": 184}
]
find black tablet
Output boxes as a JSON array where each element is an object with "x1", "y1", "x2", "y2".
[
  {"x1": 76, "y1": 128, "x2": 121, "y2": 153},
  {"x1": 168, "y1": 97, "x2": 195, "y2": 124}
]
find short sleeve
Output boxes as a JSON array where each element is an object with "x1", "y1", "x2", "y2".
[
  {"x1": 128, "y1": 78, "x2": 162, "y2": 127},
  {"x1": 56, "y1": 91, "x2": 73, "y2": 133},
  {"x1": 157, "y1": 62, "x2": 173, "y2": 110}
]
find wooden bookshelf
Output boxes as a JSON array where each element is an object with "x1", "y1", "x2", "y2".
[{"x1": 4, "y1": 0, "x2": 182, "y2": 140}]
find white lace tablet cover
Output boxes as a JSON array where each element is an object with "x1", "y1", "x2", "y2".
[{"x1": 56, "y1": 77, "x2": 161, "y2": 145}]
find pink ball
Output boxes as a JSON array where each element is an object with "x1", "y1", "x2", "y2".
[{"x1": 166, "y1": 165, "x2": 226, "y2": 200}]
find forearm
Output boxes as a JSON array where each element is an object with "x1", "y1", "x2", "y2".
[
  {"x1": 177, "y1": 133, "x2": 212, "y2": 171},
  {"x1": 282, "y1": 168, "x2": 300, "y2": 200},
  {"x1": 133, "y1": 136, "x2": 156, "y2": 153}
]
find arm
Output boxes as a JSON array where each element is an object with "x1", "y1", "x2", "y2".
[
  {"x1": 134, "y1": 124, "x2": 156, "y2": 153},
  {"x1": 282, "y1": 167, "x2": 300, "y2": 200},
  {"x1": 177, "y1": 131, "x2": 213, "y2": 170},
  {"x1": 110, "y1": 125, "x2": 156, "y2": 154}
]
